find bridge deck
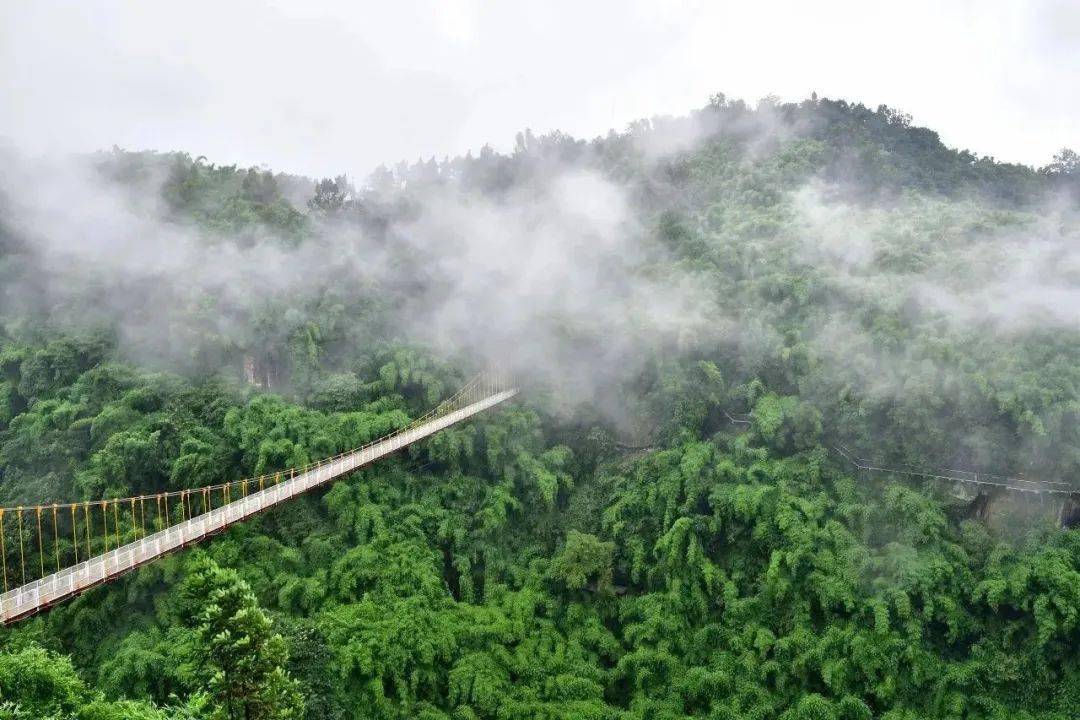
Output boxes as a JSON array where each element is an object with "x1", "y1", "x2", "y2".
[{"x1": 0, "y1": 388, "x2": 518, "y2": 624}]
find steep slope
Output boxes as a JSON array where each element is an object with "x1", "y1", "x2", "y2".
[{"x1": 0, "y1": 95, "x2": 1078, "y2": 720}]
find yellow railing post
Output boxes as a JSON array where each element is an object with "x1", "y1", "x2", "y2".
[
  {"x1": 102, "y1": 502, "x2": 109, "y2": 553},
  {"x1": 17, "y1": 508, "x2": 25, "y2": 584}
]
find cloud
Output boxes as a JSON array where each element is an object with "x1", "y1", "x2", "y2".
[
  {"x1": 0, "y1": 145, "x2": 717, "y2": 429},
  {"x1": 914, "y1": 210, "x2": 1080, "y2": 332},
  {"x1": 2, "y1": 1, "x2": 1076, "y2": 179}
]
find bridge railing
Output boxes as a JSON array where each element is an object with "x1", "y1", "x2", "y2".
[
  {"x1": 0, "y1": 369, "x2": 517, "y2": 623},
  {"x1": 832, "y1": 444, "x2": 1077, "y2": 496}
]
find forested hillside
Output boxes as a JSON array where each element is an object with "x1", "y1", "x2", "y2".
[{"x1": 1, "y1": 95, "x2": 1078, "y2": 719}]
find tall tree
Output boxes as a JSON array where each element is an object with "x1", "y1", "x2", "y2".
[{"x1": 179, "y1": 558, "x2": 304, "y2": 720}]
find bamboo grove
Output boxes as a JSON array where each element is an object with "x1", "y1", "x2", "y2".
[{"x1": 0, "y1": 96, "x2": 1078, "y2": 720}]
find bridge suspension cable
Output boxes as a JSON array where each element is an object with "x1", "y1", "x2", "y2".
[{"x1": 0, "y1": 368, "x2": 516, "y2": 624}]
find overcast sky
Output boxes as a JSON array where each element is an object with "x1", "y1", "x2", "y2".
[{"x1": 1, "y1": 0, "x2": 1076, "y2": 180}]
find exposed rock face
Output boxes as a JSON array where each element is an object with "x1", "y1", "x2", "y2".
[
  {"x1": 242, "y1": 354, "x2": 278, "y2": 389},
  {"x1": 1061, "y1": 496, "x2": 1080, "y2": 528},
  {"x1": 243, "y1": 355, "x2": 258, "y2": 386},
  {"x1": 948, "y1": 480, "x2": 982, "y2": 504}
]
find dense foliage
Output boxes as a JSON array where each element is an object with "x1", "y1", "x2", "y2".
[{"x1": 1, "y1": 96, "x2": 1078, "y2": 719}]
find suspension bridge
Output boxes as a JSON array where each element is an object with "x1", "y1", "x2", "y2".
[{"x1": 0, "y1": 370, "x2": 517, "y2": 625}]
